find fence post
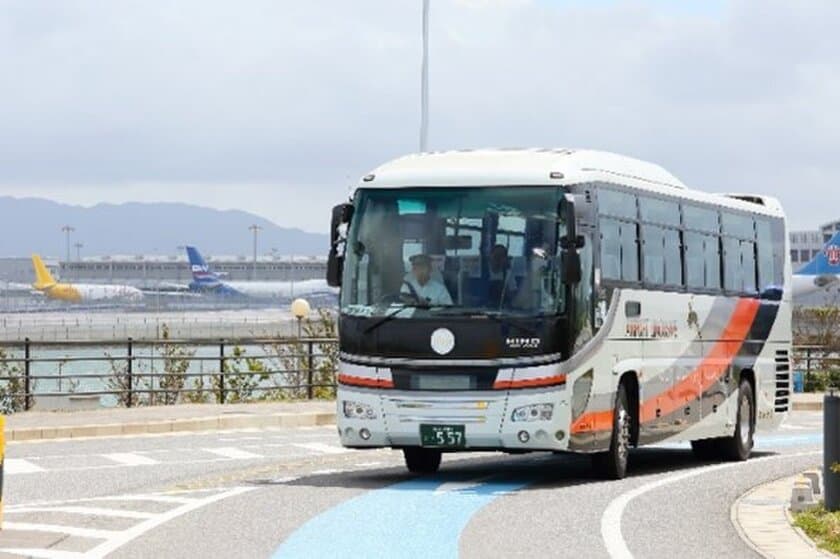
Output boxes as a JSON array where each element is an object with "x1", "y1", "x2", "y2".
[
  {"x1": 23, "y1": 337, "x2": 31, "y2": 411},
  {"x1": 806, "y1": 347, "x2": 812, "y2": 390},
  {"x1": 219, "y1": 340, "x2": 226, "y2": 404},
  {"x1": 307, "y1": 341, "x2": 314, "y2": 399},
  {"x1": 126, "y1": 337, "x2": 133, "y2": 408}
]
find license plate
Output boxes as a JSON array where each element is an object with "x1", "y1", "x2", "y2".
[{"x1": 420, "y1": 424, "x2": 466, "y2": 448}]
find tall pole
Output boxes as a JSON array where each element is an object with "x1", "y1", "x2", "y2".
[
  {"x1": 61, "y1": 225, "x2": 74, "y2": 279},
  {"x1": 249, "y1": 224, "x2": 262, "y2": 281},
  {"x1": 419, "y1": 0, "x2": 430, "y2": 153},
  {"x1": 61, "y1": 225, "x2": 74, "y2": 263},
  {"x1": 74, "y1": 242, "x2": 83, "y2": 261}
]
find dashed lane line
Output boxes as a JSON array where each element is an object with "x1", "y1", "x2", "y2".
[
  {"x1": 103, "y1": 452, "x2": 159, "y2": 466},
  {"x1": 4, "y1": 458, "x2": 45, "y2": 474},
  {"x1": 203, "y1": 446, "x2": 263, "y2": 459}
]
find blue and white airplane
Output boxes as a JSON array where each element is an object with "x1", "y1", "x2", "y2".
[
  {"x1": 186, "y1": 246, "x2": 335, "y2": 301},
  {"x1": 792, "y1": 231, "x2": 840, "y2": 298}
]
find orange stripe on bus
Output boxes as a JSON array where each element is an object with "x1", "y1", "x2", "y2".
[
  {"x1": 570, "y1": 298, "x2": 761, "y2": 435},
  {"x1": 338, "y1": 374, "x2": 394, "y2": 389},
  {"x1": 493, "y1": 374, "x2": 567, "y2": 390}
]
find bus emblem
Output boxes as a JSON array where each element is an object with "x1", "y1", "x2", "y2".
[
  {"x1": 826, "y1": 245, "x2": 840, "y2": 266},
  {"x1": 431, "y1": 328, "x2": 455, "y2": 355}
]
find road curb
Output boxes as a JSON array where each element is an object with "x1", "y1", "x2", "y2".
[
  {"x1": 793, "y1": 401, "x2": 823, "y2": 412},
  {"x1": 6, "y1": 411, "x2": 337, "y2": 442},
  {"x1": 732, "y1": 473, "x2": 832, "y2": 558}
]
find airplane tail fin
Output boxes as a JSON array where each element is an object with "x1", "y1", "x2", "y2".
[
  {"x1": 31, "y1": 254, "x2": 57, "y2": 290},
  {"x1": 797, "y1": 232, "x2": 840, "y2": 275},
  {"x1": 185, "y1": 246, "x2": 221, "y2": 285}
]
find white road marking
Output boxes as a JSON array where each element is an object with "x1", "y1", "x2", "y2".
[
  {"x1": 0, "y1": 549, "x2": 87, "y2": 559},
  {"x1": 600, "y1": 450, "x2": 821, "y2": 559},
  {"x1": 5, "y1": 505, "x2": 156, "y2": 520},
  {"x1": 0, "y1": 487, "x2": 256, "y2": 559},
  {"x1": 434, "y1": 474, "x2": 497, "y2": 495},
  {"x1": 5, "y1": 458, "x2": 45, "y2": 474},
  {"x1": 83, "y1": 486, "x2": 256, "y2": 559},
  {"x1": 203, "y1": 446, "x2": 262, "y2": 459},
  {"x1": 103, "y1": 452, "x2": 159, "y2": 466},
  {"x1": 1, "y1": 521, "x2": 120, "y2": 540},
  {"x1": 293, "y1": 442, "x2": 351, "y2": 454}
]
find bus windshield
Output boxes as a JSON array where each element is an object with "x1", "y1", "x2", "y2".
[{"x1": 340, "y1": 186, "x2": 567, "y2": 318}]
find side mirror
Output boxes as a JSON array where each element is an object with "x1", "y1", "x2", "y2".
[
  {"x1": 327, "y1": 247, "x2": 344, "y2": 287},
  {"x1": 561, "y1": 251, "x2": 582, "y2": 284},
  {"x1": 557, "y1": 194, "x2": 583, "y2": 284},
  {"x1": 327, "y1": 203, "x2": 354, "y2": 287},
  {"x1": 331, "y1": 203, "x2": 354, "y2": 245}
]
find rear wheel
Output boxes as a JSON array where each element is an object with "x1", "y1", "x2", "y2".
[
  {"x1": 403, "y1": 447, "x2": 442, "y2": 474},
  {"x1": 593, "y1": 382, "x2": 631, "y2": 479},
  {"x1": 720, "y1": 378, "x2": 754, "y2": 461},
  {"x1": 691, "y1": 378, "x2": 755, "y2": 462}
]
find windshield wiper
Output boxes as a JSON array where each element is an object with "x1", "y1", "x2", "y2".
[{"x1": 362, "y1": 303, "x2": 454, "y2": 335}]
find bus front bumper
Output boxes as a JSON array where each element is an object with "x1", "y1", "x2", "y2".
[{"x1": 337, "y1": 387, "x2": 572, "y2": 452}]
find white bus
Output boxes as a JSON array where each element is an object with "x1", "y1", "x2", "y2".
[{"x1": 327, "y1": 149, "x2": 792, "y2": 479}]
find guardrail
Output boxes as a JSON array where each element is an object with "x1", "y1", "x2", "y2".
[{"x1": 0, "y1": 337, "x2": 339, "y2": 411}]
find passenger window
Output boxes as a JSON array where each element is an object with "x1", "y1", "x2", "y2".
[
  {"x1": 684, "y1": 232, "x2": 705, "y2": 289},
  {"x1": 756, "y1": 219, "x2": 775, "y2": 291},
  {"x1": 599, "y1": 189, "x2": 637, "y2": 220},
  {"x1": 683, "y1": 206, "x2": 719, "y2": 233},
  {"x1": 741, "y1": 241, "x2": 757, "y2": 293},
  {"x1": 642, "y1": 225, "x2": 664, "y2": 284},
  {"x1": 640, "y1": 197, "x2": 680, "y2": 227},
  {"x1": 721, "y1": 213, "x2": 754, "y2": 239},
  {"x1": 663, "y1": 229, "x2": 682, "y2": 286},
  {"x1": 600, "y1": 218, "x2": 638, "y2": 282},
  {"x1": 723, "y1": 237, "x2": 741, "y2": 292}
]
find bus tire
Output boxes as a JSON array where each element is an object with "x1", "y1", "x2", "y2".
[
  {"x1": 403, "y1": 447, "x2": 442, "y2": 474},
  {"x1": 720, "y1": 378, "x2": 754, "y2": 461},
  {"x1": 592, "y1": 382, "x2": 631, "y2": 480}
]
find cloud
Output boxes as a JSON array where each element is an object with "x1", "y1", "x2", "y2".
[{"x1": 0, "y1": 0, "x2": 838, "y2": 231}]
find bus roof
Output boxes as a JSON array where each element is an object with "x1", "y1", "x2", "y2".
[{"x1": 360, "y1": 148, "x2": 784, "y2": 217}]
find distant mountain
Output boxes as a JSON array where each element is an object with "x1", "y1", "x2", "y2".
[{"x1": 0, "y1": 197, "x2": 328, "y2": 257}]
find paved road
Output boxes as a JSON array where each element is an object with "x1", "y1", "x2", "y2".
[{"x1": 0, "y1": 412, "x2": 823, "y2": 558}]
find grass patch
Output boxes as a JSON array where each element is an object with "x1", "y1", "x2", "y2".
[{"x1": 794, "y1": 504, "x2": 840, "y2": 555}]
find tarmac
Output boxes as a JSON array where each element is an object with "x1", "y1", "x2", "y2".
[{"x1": 0, "y1": 392, "x2": 825, "y2": 443}]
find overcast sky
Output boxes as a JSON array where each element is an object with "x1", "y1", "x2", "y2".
[{"x1": 0, "y1": 0, "x2": 838, "y2": 232}]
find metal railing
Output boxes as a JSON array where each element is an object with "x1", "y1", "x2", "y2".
[
  {"x1": 0, "y1": 336, "x2": 339, "y2": 411},
  {"x1": 793, "y1": 345, "x2": 840, "y2": 392}
]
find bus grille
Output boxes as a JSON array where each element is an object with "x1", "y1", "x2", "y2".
[{"x1": 774, "y1": 349, "x2": 791, "y2": 413}]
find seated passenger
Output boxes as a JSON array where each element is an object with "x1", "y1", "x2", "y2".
[
  {"x1": 401, "y1": 254, "x2": 453, "y2": 306},
  {"x1": 487, "y1": 244, "x2": 518, "y2": 307}
]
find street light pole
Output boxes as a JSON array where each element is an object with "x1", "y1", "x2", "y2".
[
  {"x1": 74, "y1": 242, "x2": 83, "y2": 261},
  {"x1": 248, "y1": 224, "x2": 262, "y2": 281},
  {"x1": 419, "y1": 0, "x2": 430, "y2": 153},
  {"x1": 61, "y1": 225, "x2": 74, "y2": 263}
]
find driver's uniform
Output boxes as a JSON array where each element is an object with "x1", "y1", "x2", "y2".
[{"x1": 400, "y1": 277, "x2": 453, "y2": 306}]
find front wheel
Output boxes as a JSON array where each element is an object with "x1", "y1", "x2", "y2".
[
  {"x1": 403, "y1": 447, "x2": 442, "y2": 474},
  {"x1": 592, "y1": 382, "x2": 631, "y2": 479}
]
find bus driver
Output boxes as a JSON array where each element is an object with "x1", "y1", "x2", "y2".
[{"x1": 401, "y1": 254, "x2": 453, "y2": 306}]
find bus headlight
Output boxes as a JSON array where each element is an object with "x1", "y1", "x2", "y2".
[
  {"x1": 511, "y1": 403, "x2": 553, "y2": 422},
  {"x1": 343, "y1": 401, "x2": 378, "y2": 420}
]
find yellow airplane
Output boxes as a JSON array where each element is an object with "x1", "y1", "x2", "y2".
[{"x1": 31, "y1": 255, "x2": 143, "y2": 302}]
